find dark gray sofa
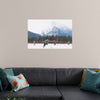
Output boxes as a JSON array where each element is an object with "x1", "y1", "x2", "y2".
[{"x1": 0, "y1": 68, "x2": 100, "y2": 100}]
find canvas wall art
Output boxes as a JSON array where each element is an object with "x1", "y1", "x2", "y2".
[{"x1": 28, "y1": 19, "x2": 72, "y2": 49}]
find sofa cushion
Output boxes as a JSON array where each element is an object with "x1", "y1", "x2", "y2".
[
  {"x1": 13, "y1": 68, "x2": 56, "y2": 86},
  {"x1": 0, "y1": 86, "x2": 62, "y2": 100},
  {"x1": 56, "y1": 68, "x2": 83, "y2": 85},
  {"x1": 58, "y1": 86, "x2": 100, "y2": 100}
]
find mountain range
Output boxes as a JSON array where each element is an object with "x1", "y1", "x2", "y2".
[
  {"x1": 44, "y1": 26, "x2": 72, "y2": 37},
  {"x1": 28, "y1": 31, "x2": 41, "y2": 38},
  {"x1": 28, "y1": 26, "x2": 72, "y2": 38}
]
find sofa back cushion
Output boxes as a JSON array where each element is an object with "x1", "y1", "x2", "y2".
[
  {"x1": 56, "y1": 68, "x2": 83, "y2": 85},
  {"x1": 13, "y1": 68, "x2": 56, "y2": 86}
]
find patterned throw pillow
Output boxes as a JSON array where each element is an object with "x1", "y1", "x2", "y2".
[{"x1": 7, "y1": 74, "x2": 29, "y2": 92}]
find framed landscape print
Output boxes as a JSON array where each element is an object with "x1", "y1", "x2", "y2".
[{"x1": 28, "y1": 19, "x2": 72, "y2": 49}]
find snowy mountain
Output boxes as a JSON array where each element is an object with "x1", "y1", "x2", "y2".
[
  {"x1": 28, "y1": 31, "x2": 41, "y2": 38},
  {"x1": 28, "y1": 26, "x2": 72, "y2": 38},
  {"x1": 42, "y1": 26, "x2": 72, "y2": 37}
]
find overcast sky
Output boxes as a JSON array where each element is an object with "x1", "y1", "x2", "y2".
[{"x1": 28, "y1": 19, "x2": 72, "y2": 35}]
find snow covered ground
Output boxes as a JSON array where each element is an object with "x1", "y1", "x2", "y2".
[{"x1": 28, "y1": 43, "x2": 72, "y2": 49}]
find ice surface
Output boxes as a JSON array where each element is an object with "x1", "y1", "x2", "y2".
[{"x1": 28, "y1": 43, "x2": 72, "y2": 49}]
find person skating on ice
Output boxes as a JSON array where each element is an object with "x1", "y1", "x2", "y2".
[
  {"x1": 54, "y1": 40, "x2": 56, "y2": 45},
  {"x1": 33, "y1": 41, "x2": 35, "y2": 45},
  {"x1": 67, "y1": 41, "x2": 70, "y2": 45},
  {"x1": 43, "y1": 39, "x2": 48, "y2": 48}
]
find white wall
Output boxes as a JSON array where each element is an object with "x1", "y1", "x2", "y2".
[{"x1": 0, "y1": 0, "x2": 100, "y2": 68}]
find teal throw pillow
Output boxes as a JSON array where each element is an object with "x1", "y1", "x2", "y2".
[
  {"x1": 0, "y1": 68, "x2": 9, "y2": 90},
  {"x1": 0, "y1": 80, "x2": 3, "y2": 91},
  {"x1": 80, "y1": 68, "x2": 100, "y2": 93},
  {"x1": 4, "y1": 68, "x2": 14, "y2": 76},
  {"x1": 3, "y1": 68, "x2": 14, "y2": 90}
]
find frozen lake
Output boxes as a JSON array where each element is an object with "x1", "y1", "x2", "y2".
[{"x1": 28, "y1": 43, "x2": 72, "y2": 49}]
